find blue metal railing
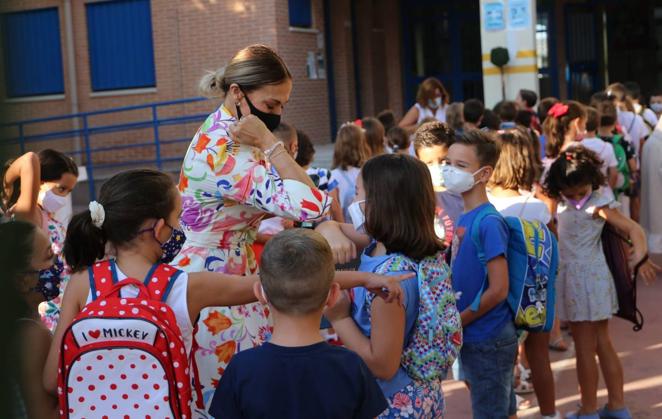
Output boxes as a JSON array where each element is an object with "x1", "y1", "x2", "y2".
[{"x1": 1, "y1": 97, "x2": 210, "y2": 199}]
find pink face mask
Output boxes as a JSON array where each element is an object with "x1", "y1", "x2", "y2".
[{"x1": 563, "y1": 190, "x2": 592, "y2": 210}]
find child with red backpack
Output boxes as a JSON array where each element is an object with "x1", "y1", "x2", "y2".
[
  {"x1": 318, "y1": 154, "x2": 462, "y2": 418},
  {"x1": 42, "y1": 169, "x2": 408, "y2": 419}
]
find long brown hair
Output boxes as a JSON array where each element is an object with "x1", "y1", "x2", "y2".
[
  {"x1": 362, "y1": 154, "x2": 444, "y2": 260},
  {"x1": 361, "y1": 117, "x2": 386, "y2": 156},
  {"x1": 332, "y1": 123, "x2": 370, "y2": 170},
  {"x1": 199, "y1": 44, "x2": 292, "y2": 98},
  {"x1": 490, "y1": 129, "x2": 537, "y2": 191},
  {"x1": 416, "y1": 77, "x2": 450, "y2": 108},
  {"x1": 542, "y1": 100, "x2": 585, "y2": 159}
]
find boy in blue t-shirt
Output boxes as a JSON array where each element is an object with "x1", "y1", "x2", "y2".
[
  {"x1": 209, "y1": 229, "x2": 387, "y2": 419},
  {"x1": 443, "y1": 130, "x2": 517, "y2": 419}
]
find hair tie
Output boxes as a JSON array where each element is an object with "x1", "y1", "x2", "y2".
[
  {"x1": 548, "y1": 103, "x2": 569, "y2": 118},
  {"x1": 89, "y1": 201, "x2": 105, "y2": 229}
]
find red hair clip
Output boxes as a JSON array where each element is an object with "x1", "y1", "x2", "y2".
[
  {"x1": 548, "y1": 103, "x2": 569, "y2": 118},
  {"x1": 354, "y1": 118, "x2": 363, "y2": 128}
]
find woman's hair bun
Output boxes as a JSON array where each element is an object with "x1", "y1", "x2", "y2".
[{"x1": 199, "y1": 67, "x2": 226, "y2": 98}]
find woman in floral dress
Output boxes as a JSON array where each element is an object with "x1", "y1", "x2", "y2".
[{"x1": 174, "y1": 44, "x2": 331, "y2": 417}]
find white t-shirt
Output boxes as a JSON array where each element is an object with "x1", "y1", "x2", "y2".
[
  {"x1": 642, "y1": 108, "x2": 658, "y2": 129},
  {"x1": 85, "y1": 264, "x2": 193, "y2": 354},
  {"x1": 488, "y1": 192, "x2": 552, "y2": 224},
  {"x1": 331, "y1": 166, "x2": 360, "y2": 221},
  {"x1": 618, "y1": 110, "x2": 646, "y2": 158},
  {"x1": 414, "y1": 103, "x2": 447, "y2": 124},
  {"x1": 577, "y1": 137, "x2": 617, "y2": 176}
]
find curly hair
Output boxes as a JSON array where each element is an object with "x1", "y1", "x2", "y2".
[
  {"x1": 413, "y1": 120, "x2": 455, "y2": 155},
  {"x1": 543, "y1": 147, "x2": 606, "y2": 200}
]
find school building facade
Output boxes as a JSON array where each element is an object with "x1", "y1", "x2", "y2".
[{"x1": 1, "y1": 0, "x2": 660, "y2": 161}]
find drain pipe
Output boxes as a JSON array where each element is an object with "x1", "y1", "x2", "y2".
[{"x1": 63, "y1": 0, "x2": 81, "y2": 164}]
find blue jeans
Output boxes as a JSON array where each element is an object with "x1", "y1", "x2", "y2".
[{"x1": 460, "y1": 321, "x2": 518, "y2": 419}]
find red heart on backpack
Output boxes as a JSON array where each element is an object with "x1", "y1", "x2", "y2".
[{"x1": 89, "y1": 330, "x2": 101, "y2": 339}]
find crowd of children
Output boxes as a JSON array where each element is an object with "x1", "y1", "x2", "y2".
[{"x1": 2, "y1": 63, "x2": 662, "y2": 419}]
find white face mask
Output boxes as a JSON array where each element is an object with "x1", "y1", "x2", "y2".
[
  {"x1": 38, "y1": 189, "x2": 68, "y2": 214},
  {"x1": 440, "y1": 165, "x2": 485, "y2": 194},
  {"x1": 634, "y1": 103, "x2": 642, "y2": 114},
  {"x1": 427, "y1": 164, "x2": 443, "y2": 189},
  {"x1": 428, "y1": 97, "x2": 442, "y2": 109},
  {"x1": 651, "y1": 103, "x2": 662, "y2": 113},
  {"x1": 347, "y1": 200, "x2": 366, "y2": 232}
]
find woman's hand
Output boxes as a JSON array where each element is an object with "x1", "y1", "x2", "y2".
[
  {"x1": 364, "y1": 272, "x2": 413, "y2": 305},
  {"x1": 316, "y1": 221, "x2": 357, "y2": 264},
  {"x1": 228, "y1": 114, "x2": 277, "y2": 150},
  {"x1": 324, "y1": 290, "x2": 352, "y2": 322}
]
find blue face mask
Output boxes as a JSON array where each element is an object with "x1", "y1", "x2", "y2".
[
  {"x1": 33, "y1": 257, "x2": 64, "y2": 300},
  {"x1": 140, "y1": 222, "x2": 186, "y2": 264}
]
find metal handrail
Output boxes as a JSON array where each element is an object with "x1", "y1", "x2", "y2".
[{"x1": 1, "y1": 97, "x2": 212, "y2": 200}]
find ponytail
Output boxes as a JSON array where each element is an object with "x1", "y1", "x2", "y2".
[
  {"x1": 64, "y1": 210, "x2": 107, "y2": 272},
  {"x1": 63, "y1": 169, "x2": 176, "y2": 272},
  {"x1": 542, "y1": 100, "x2": 585, "y2": 159}
]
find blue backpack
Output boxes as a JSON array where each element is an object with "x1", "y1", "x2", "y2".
[{"x1": 469, "y1": 205, "x2": 559, "y2": 332}]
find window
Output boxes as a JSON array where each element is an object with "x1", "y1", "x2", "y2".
[
  {"x1": 288, "y1": 0, "x2": 312, "y2": 28},
  {"x1": 86, "y1": 0, "x2": 155, "y2": 91},
  {"x1": 2, "y1": 8, "x2": 64, "y2": 98}
]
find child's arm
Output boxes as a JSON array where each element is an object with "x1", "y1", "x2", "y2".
[
  {"x1": 459, "y1": 255, "x2": 509, "y2": 327},
  {"x1": 187, "y1": 272, "x2": 259, "y2": 323},
  {"x1": 315, "y1": 220, "x2": 371, "y2": 264},
  {"x1": 3, "y1": 151, "x2": 41, "y2": 224},
  {"x1": 328, "y1": 189, "x2": 345, "y2": 222},
  {"x1": 43, "y1": 272, "x2": 88, "y2": 394},
  {"x1": 19, "y1": 322, "x2": 58, "y2": 418},
  {"x1": 326, "y1": 291, "x2": 405, "y2": 380},
  {"x1": 333, "y1": 271, "x2": 414, "y2": 305},
  {"x1": 597, "y1": 206, "x2": 661, "y2": 284},
  {"x1": 607, "y1": 166, "x2": 619, "y2": 189}
]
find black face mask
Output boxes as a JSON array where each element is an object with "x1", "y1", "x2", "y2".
[{"x1": 236, "y1": 88, "x2": 281, "y2": 132}]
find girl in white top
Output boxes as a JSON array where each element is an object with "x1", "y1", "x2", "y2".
[
  {"x1": 487, "y1": 129, "x2": 558, "y2": 419},
  {"x1": 399, "y1": 77, "x2": 449, "y2": 134},
  {"x1": 42, "y1": 169, "x2": 407, "y2": 397},
  {"x1": 331, "y1": 122, "x2": 370, "y2": 222}
]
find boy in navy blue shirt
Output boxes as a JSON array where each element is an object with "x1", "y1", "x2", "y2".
[
  {"x1": 443, "y1": 130, "x2": 517, "y2": 419},
  {"x1": 209, "y1": 229, "x2": 387, "y2": 419}
]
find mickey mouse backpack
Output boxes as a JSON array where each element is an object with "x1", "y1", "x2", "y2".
[{"x1": 57, "y1": 260, "x2": 192, "y2": 419}]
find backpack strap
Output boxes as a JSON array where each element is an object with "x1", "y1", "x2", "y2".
[
  {"x1": 468, "y1": 205, "x2": 503, "y2": 312},
  {"x1": 88, "y1": 260, "x2": 120, "y2": 301},
  {"x1": 143, "y1": 263, "x2": 183, "y2": 302}
]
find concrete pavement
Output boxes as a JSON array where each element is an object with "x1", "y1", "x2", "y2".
[{"x1": 443, "y1": 254, "x2": 662, "y2": 418}]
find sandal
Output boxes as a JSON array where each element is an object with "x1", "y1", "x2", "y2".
[
  {"x1": 514, "y1": 364, "x2": 534, "y2": 394},
  {"x1": 549, "y1": 337, "x2": 569, "y2": 352}
]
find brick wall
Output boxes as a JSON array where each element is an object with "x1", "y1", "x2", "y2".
[{"x1": 0, "y1": 0, "x2": 405, "y2": 163}]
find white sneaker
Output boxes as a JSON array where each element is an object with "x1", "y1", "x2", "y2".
[{"x1": 541, "y1": 412, "x2": 561, "y2": 419}]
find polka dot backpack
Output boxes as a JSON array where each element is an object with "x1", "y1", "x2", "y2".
[{"x1": 57, "y1": 260, "x2": 192, "y2": 419}]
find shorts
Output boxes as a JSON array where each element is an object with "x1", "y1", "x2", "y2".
[{"x1": 459, "y1": 321, "x2": 518, "y2": 419}]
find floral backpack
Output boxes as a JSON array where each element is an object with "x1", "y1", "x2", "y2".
[
  {"x1": 57, "y1": 260, "x2": 192, "y2": 419},
  {"x1": 374, "y1": 251, "x2": 462, "y2": 381}
]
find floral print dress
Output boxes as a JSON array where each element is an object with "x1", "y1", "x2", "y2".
[
  {"x1": 38, "y1": 210, "x2": 71, "y2": 331},
  {"x1": 174, "y1": 104, "x2": 330, "y2": 417}
]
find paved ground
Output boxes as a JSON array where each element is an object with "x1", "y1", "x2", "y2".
[{"x1": 444, "y1": 254, "x2": 662, "y2": 418}]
